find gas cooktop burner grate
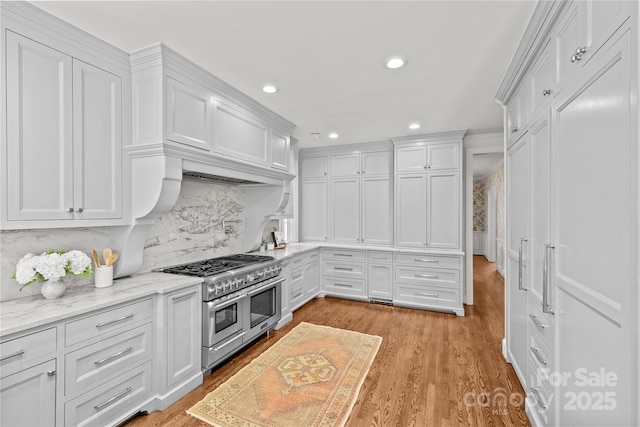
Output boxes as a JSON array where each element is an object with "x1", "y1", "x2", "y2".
[{"x1": 158, "y1": 254, "x2": 275, "y2": 277}]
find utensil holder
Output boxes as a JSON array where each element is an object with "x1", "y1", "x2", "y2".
[{"x1": 95, "y1": 265, "x2": 113, "y2": 288}]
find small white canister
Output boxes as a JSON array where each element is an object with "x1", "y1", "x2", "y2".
[{"x1": 94, "y1": 265, "x2": 114, "y2": 288}]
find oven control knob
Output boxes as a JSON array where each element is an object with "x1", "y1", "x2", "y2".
[
  {"x1": 257, "y1": 270, "x2": 264, "y2": 278},
  {"x1": 215, "y1": 284, "x2": 222, "y2": 294}
]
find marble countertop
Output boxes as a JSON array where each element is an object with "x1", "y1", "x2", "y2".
[
  {"x1": 254, "y1": 242, "x2": 465, "y2": 258},
  {"x1": 0, "y1": 272, "x2": 202, "y2": 337}
]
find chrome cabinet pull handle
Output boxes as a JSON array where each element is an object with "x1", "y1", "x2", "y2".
[
  {"x1": 94, "y1": 346, "x2": 133, "y2": 365},
  {"x1": 416, "y1": 291, "x2": 438, "y2": 297},
  {"x1": 518, "y1": 238, "x2": 528, "y2": 290},
  {"x1": 94, "y1": 387, "x2": 133, "y2": 410},
  {"x1": 415, "y1": 258, "x2": 438, "y2": 263},
  {"x1": 213, "y1": 331, "x2": 246, "y2": 352},
  {"x1": 334, "y1": 267, "x2": 353, "y2": 271},
  {"x1": 96, "y1": 313, "x2": 134, "y2": 328},
  {"x1": 0, "y1": 349, "x2": 25, "y2": 361},
  {"x1": 529, "y1": 314, "x2": 549, "y2": 329},
  {"x1": 334, "y1": 283, "x2": 353, "y2": 288},
  {"x1": 334, "y1": 253, "x2": 353, "y2": 257},
  {"x1": 543, "y1": 243, "x2": 555, "y2": 314},
  {"x1": 531, "y1": 387, "x2": 548, "y2": 410},
  {"x1": 531, "y1": 346, "x2": 548, "y2": 366},
  {"x1": 172, "y1": 290, "x2": 197, "y2": 301},
  {"x1": 415, "y1": 273, "x2": 438, "y2": 279}
]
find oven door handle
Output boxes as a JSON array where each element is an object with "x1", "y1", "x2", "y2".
[
  {"x1": 247, "y1": 277, "x2": 285, "y2": 296},
  {"x1": 208, "y1": 293, "x2": 247, "y2": 310}
]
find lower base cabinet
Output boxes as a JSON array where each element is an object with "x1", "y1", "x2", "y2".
[
  {"x1": 0, "y1": 359, "x2": 57, "y2": 427},
  {"x1": 289, "y1": 249, "x2": 321, "y2": 312}
]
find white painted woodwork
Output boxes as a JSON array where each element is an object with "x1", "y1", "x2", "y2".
[
  {"x1": 529, "y1": 39, "x2": 556, "y2": 116},
  {"x1": 300, "y1": 156, "x2": 327, "y2": 178},
  {"x1": 506, "y1": 133, "x2": 531, "y2": 388},
  {"x1": 165, "y1": 76, "x2": 213, "y2": 150},
  {"x1": 367, "y1": 262, "x2": 393, "y2": 300},
  {"x1": 329, "y1": 177, "x2": 360, "y2": 244},
  {"x1": 330, "y1": 153, "x2": 360, "y2": 177},
  {"x1": 163, "y1": 286, "x2": 200, "y2": 391},
  {"x1": 395, "y1": 145, "x2": 427, "y2": 172},
  {"x1": 73, "y1": 59, "x2": 123, "y2": 220},
  {"x1": 506, "y1": 81, "x2": 530, "y2": 147},
  {"x1": 0, "y1": 359, "x2": 56, "y2": 427},
  {"x1": 300, "y1": 179, "x2": 328, "y2": 241},
  {"x1": 473, "y1": 232, "x2": 486, "y2": 255},
  {"x1": 6, "y1": 31, "x2": 74, "y2": 221},
  {"x1": 303, "y1": 259, "x2": 320, "y2": 298},
  {"x1": 395, "y1": 173, "x2": 427, "y2": 248},
  {"x1": 213, "y1": 101, "x2": 270, "y2": 166},
  {"x1": 361, "y1": 176, "x2": 393, "y2": 246},
  {"x1": 426, "y1": 142, "x2": 460, "y2": 170},
  {"x1": 270, "y1": 128, "x2": 290, "y2": 171},
  {"x1": 426, "y1": 171, "x2": 460, "y2": 249},
  {"x1": 361, "y1": 151, "x2": 393, "y2": 175},
  {"x1": 553, "y1": 30, "x2": 633, "y2": 426}
]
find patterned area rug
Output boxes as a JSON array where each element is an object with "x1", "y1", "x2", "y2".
[{"x1": 187, "y1": 322, "x2": 382, "y2": 427}]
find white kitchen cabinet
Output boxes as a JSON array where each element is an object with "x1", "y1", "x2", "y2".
[
  {"x1": 395, "y1": 173, "x2": 427, "y2": 248},
  {"x1": 321, "y1": 248, "x2": 367, "y2": 301},
  {"x1": 498, "y1": 2, "x2": 638, "y2": 425},
  {"x1": 0, "y1": 359, "x2": 57, "y2": 427},
  {"x1": 163, "y1": 285, "x2": 201, "y2": 392},
  {"x1": 529, "y1": 39, "x2": 556, "y2": 116},
  {"x1": 4, "y1": 31, "x2": 124, "y2": 226},
  {"x1": 552, "y1": 29, "x2": 634, "y2": 426},
  {"x1": 426, "y1": 171, "x2": 460, "y2": 249},
  {"x1": 165, "y1": 76, "x2": 213, "y2": 150},
  {"x1": 329, "y1": 177, "x2": 360, "y2": 244},
  {"x1": 367, "y1": 251, "x2": 393, "y2": 301},
  {"x1": 300, "y1": 156, "x2": 328, "y2": 178},
  {"x1": 288, "y1": 250, "x2": 321, "y2": 312},
  {"x1": 395, "y1": 145, "x2": 427, "y2": 172},
  {"x1": 277, "y1": 258, "x2": 292, "y2": 327},
  {"x1": 396, "y1": 142, "x2": 458, "y2": 172},
  {"x1": 361, "y1": 151, "x2": 393, "y2": 175},
  {"x1": 303, "y1": 258, "x2": 320, "y2": 298},
  {"x1": 506, "y1": 80, "x2": 530, "y2": 147},
  {"x1": 329, "y1": 153, "x2": 360, "y2": 177},
  {"x1": 300, "y1": 179, "x2": 328, "y2": 242},
  {"x1": 361, "y1": 176, "x2": 393, "y2": 246},
  {"x1": 506, "y1": 132, "x2": 531, "y2": 389}
]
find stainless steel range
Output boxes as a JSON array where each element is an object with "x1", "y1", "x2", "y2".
[{"x1": 157, "y1": 254, "x2": 282, "y2": 372}]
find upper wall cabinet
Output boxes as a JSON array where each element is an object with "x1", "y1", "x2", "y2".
[
  {"x1": 130, "y1": 44, "x2": 296, "y2": 175},
  {"x1": 395, "y1": 142, "x2": 459, "y2": 172},
  {"x1": 300, "y1": 156, "x2": 328, "y2": 179},
  {"x1": 2, "y1": 25, "x2": 129, "y2": 229}
]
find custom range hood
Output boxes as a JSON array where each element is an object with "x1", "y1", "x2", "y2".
[{"x1": 110, "y1": 43, "x2": 296, "y2": 278}]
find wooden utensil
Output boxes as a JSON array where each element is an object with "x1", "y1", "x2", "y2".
[
  {"x1": 91, "y1": 249, "x2": 100, "y2": 268},
  {"x1": 103, "y1": 248, "x2": 112, "y2": 267},
  {"x1": 107, "y1": 253, "x2": 118, "y2": 267}
]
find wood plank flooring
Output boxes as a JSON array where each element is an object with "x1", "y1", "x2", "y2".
[{"x1": 125, "y1": 255, "x2": 529, "y2": 426}]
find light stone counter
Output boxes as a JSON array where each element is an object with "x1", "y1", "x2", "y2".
[
  {"x1": 254, "y1": 242, "x2": 465, "y2": 258},
  {"x1": 0, "y1": 272, "x2": 202, "y2": 337}
]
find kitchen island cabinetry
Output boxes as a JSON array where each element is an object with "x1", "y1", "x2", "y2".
[
  {"x1": 393, "y1": 253, "x2": 464, "y2": 316},
  {"x1": 2, "y1": 28, "x2": 128, "y2": 229}
]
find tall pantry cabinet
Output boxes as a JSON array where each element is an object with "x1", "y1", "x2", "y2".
[{"x1": 497, "y1": 1, "x2": 638, "y2": 426}]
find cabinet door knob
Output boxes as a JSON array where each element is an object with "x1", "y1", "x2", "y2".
[
  {"x1": 47, "y1": 370, "x2": 56, "y2": 377},
  {"x1": 542, "y1": 89, "x2": 551, "y2": 96},
  {"x1": 570, "y1": 47, "x2": 586, "y2": 62},
  {"x1": 356, "y1": 171, "x2": 360, "y2": 174},
  {"x1": 361, "y1": 170, "x2": 365, "y2": 174},
  {"x1": 66, "y1": 208, "x2": 74, "y2": 213},
  {"x1": 511, "y1": 127, "x2": 518, "y2": 133},
  {"x1": 77, "y1": 207, "x2": 84, "y2": 213}
]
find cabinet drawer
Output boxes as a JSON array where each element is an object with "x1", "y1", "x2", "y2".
[
  {"x1": 322, "y1": 277, "x2": 366, "y2": 298},
  {"x1": 395, "y1": 284, "x2": 460, "y2": 309},
  {"x1": 290, "y1": 285, "x2": 305, "y2": 309},
  {"x1": 367, "y1": 251, "x2": 393, "y2": 263},
  {"x1": 528, "y1": 368, "x2": 552, "y2": 425},
  {"x1": 322, "y1": 248, "x2": 366, "y2": 261},
  {"x1": 395, "y1": 266, "x2": 459, "y2": 288},
  {"x1": 65, "y1": 298, "x2": 153, "y2": 347},
  {"x1": 322, "y1": 260, "x2": 366, "y2": 278},
  {"x1": 395, "y1": 253, "x2": 460, "y2": 269},
  {"x1": 290, "y1": 266, "x2": 305, "y2": 286},
  {"x1": 290, "y1": 254, "x2": 308, "y2": 267},
  {"x1": 0, "y1": 327, "x2": 57, "y2": 378},
  {"x1": 307, "y1": 250, "x2": 320, "y2": 262},
  {"x1": 64, "y1": 360, "x2": 152, "y2": 427},
  {"x1": 529, "y1": 332, "x2": 552, "y2": 374},
  {"x1": 528, "y1": 299, "x2": 554, "y2": 349},
  {"x1": 65, "y1": 323, "x2": 153, "y2": 396}
]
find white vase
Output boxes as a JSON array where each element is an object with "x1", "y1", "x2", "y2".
[{"x1": 40, "y1": 279, "x2": 66, "y2": 299}]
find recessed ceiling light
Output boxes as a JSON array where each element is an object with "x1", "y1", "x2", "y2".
[
  {"x1": 329, "y1": 133, "x2": 339, "y2": 139},
  {"x1": 385, "y1": 57, "x2": 407, "y2": 69},
  {"x1": 262, "y1": 84, "x2": 278, "y2": 94},
  {"x1": 409, "y1": 123, "x2": 421, "y2": 130}
]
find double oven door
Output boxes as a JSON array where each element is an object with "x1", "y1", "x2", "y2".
[{"x1": 202, "y1": 277, "x2": 283, "y2": 370}]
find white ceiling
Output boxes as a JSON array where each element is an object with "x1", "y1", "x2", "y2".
[{"x1": 32, "y1": 0, "x2": 535, "y2": 149}]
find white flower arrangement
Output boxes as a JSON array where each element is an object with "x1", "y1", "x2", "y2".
[{"x1": 13, "y1": 250, "x2": 93, "y2": 291}]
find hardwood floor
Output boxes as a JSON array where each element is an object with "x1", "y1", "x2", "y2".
[{"x1": 125, "y1": 255, "x2": 529, "y2": 426}]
